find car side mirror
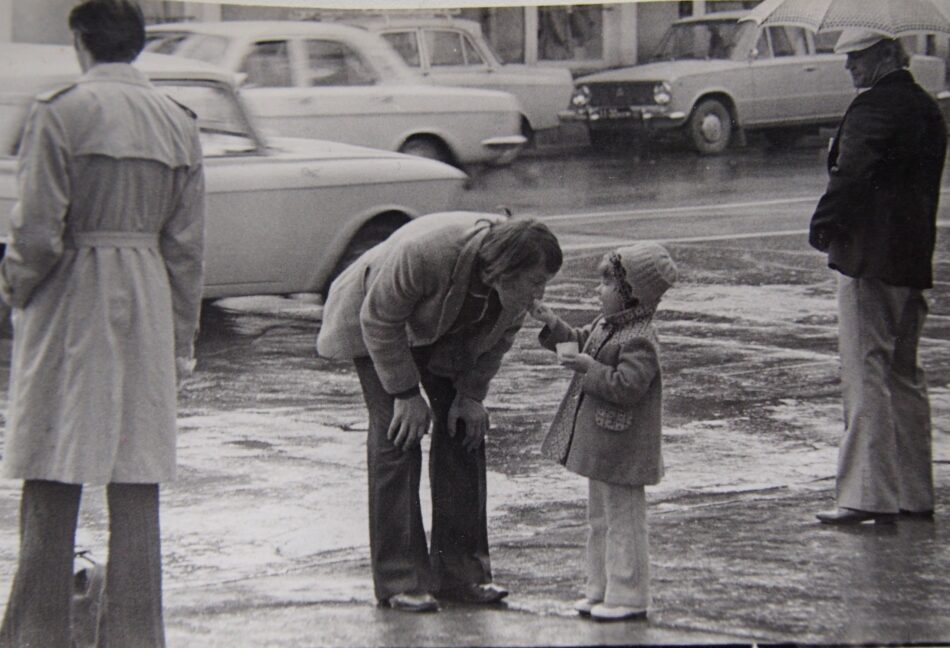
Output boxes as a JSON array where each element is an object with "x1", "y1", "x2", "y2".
[{"x1": 749, "y1": 47, "x2": 759, "y2": 61}]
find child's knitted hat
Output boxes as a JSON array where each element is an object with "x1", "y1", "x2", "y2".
[{"x1": 611, "y1": 242, "x2": 678, "y2": 305}]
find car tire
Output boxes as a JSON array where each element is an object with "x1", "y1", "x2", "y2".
[
  {"x1": 687, "y1": 99, "x2": 732, "y2": 155},
  {"x1": 399, "y1": 136, "x2": 453, "y2": 166},
  {"x1": 321, "y1": 217, "x2": 406, "y2": 299}
]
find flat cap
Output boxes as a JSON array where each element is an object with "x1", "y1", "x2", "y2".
[{"x1": 834, "y1": 28, "x2": 890, "y2": 54}]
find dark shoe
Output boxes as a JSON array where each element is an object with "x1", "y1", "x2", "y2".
[
  {"x1": 899, "y1": 509, "x2": 935, "y2": 519},
  {"x1": 590, "y1": 603, "x2": 648, "y2": 622},
  {"x1": 816, "y1": 508, "x2": 897, "y2": 525},
  {"x1": 381, "y1": 592, "x2": 439, "y2": 612},
  {"x1": 435, "y1": 582, "x2": 509, "y2": 604}
]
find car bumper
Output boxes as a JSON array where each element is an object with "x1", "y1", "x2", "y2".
[
  {"x1": 481, "y1": 134, "x2": 528, "y2": 165},
  {"x1": 559, "y1": 107, "x2": 688, "y2": 130}
]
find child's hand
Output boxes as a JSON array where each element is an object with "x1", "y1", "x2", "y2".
[
  {"x1": 529, "y1": 299, "x2": 557, "y2": 327},
  {"x1": 560, "y1": 352, "x2": 595, "y2": 374}
]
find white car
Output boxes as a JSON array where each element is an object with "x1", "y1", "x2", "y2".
[
  {"x1": 0, "y1": 44, "x2": 468, "y2": 299},
  {"x1": 349, "y1": 17, "x2": 575, "y2": 143},
  {"x1": 563, "y1": 11, "x2": 947, "y2": 155},
  {"x1": 146, "y1": 21, "x2": 526, "y2": 167}
]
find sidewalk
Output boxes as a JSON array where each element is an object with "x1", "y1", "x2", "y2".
[{"x1": 0, "y1": 219, "x2": 947, "y2": 647}]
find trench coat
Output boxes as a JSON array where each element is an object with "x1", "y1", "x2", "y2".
[
  {"x1": 540, "y1": 309, "x2": 664, "y2": 486},
  {"x1": 0, "y1": 64, "x2": 205, "y2": 485},
  {"x1": 316, "y1": 211, "x2": 524, "y2": 400}
]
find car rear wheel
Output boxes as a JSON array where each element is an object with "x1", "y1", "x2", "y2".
[
  {"x1": 399, "y1": 136, "x2": 453, "y2": 166},
  {"x1": 320, "y1": 217, "x2": 406, "y2": 299},
  {"x1": 687, "y1": 99, "x2": 732, "y2": 155}
]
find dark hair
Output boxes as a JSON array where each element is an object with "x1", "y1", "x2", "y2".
[
  {"x1": 478, "y1": 218, "x2": 562, "y2": 283},
  {"x1": 69, "y1": 0, "x2": 146, "y2": 63}
]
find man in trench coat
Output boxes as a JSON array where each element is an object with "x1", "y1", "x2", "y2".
[
  {"x1": 0, "y1": 1, "x2": 204, "y2": 645},
  {"x1": 810, "y1": 29, "x2": 945, "y2": 525}
]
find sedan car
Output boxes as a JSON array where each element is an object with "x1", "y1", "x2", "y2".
[
  {"x1": 0, "y1": 44, "x2": 468, "y2": 299},
  {"x1": 146, "y1": 21, "x2": 526, "y2": 167},
  {"x1": 348, "y1": 17, "x2": 574, "y2": 143},
  {"x1": 562, "y1": 11, "x2": 946, "y2": 154}
]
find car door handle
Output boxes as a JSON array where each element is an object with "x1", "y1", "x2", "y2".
[{"x1": 803, "y1": 65, "x2": 818, "y2": 72}]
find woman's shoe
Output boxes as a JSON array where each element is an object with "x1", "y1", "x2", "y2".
[
  {"x1": 574, "y1": 598, "x2": 602, "y2": 616},
  {"x1": 590, "y1": 603, "x2": 647, "y2": 622}
]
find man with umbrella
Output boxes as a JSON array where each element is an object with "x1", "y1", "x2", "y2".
[{"x1": 809, "y1": 28, "x2": 946, "y2": 524}]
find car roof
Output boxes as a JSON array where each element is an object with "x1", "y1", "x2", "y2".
[
  {"x1": 672, "y1": 10, "x2": 748, "y2": 25},
  {"x1": 149, "y1": 20, "x2": 382, "y2": 41},
  {"x1": 0, "y1": 43, "x2": 237, "y2": 95},
  {"x1": 348, "y1": 16, "x2": 483, "y2": 33}
]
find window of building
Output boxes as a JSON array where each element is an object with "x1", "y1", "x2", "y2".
[
  {"x1": 538, "y1": 5, "x2": 603, "y2": 62},
  {"x1": 460, "y1": 7, "x2": 525, "y2": 64}
]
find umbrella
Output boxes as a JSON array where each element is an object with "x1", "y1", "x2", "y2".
[{"x1": 743, "y1": 0, "x2": 950, "y2": 38}]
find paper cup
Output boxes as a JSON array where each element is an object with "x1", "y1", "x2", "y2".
[{"x1": 556, "y1": 341, "x2": 579, "y2": 359}]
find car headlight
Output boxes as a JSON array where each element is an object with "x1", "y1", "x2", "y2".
[
  {"x1": 653, "y1": 81, "x2": 672, "y2": 105},
  {"x1": 571, "y1": 85, "x2": 591, "y2": 108}
]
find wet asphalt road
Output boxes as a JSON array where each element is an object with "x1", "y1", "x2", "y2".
[{"x1": 0, "y1": 136, "x2": 948, "y2": 646}]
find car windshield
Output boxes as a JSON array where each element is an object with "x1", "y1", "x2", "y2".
[
  {"x1": 652, "y1": 19, "x2": 754, "y2": 61},
  {"x1": 155, "y1": 81, "x2": 260, "y2": 156}
]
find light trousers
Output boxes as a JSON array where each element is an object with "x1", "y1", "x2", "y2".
[
  {"x1": 0, "y1": 480, "x2": 166, "y2": 648},
  {"x1": 836, "y1": 275, "x2": 934, "y2": 514},
  {"x1": 585, "y1": 479, "x2": 650, "y2": 609}
]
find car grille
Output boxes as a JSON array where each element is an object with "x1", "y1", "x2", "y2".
[{"x1": 587, "y1": 82, "x2": 657, "y2": 108}]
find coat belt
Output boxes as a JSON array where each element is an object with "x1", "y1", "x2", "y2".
[{"x1": 63, "y1": 231, "x2": 159, "y2": 249}]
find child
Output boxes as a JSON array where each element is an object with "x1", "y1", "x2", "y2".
[{"x1": 529, "y1": 242, "x2": 677, "y2": 622}]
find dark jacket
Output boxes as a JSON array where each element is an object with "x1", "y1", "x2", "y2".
[{"x1": 809, "y1": 69, "x2": 946, "y2": 289}]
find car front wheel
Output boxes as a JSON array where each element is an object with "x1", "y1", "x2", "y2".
[{"x1": 687, "y1": 99, "x2": 732, "y2": 155}]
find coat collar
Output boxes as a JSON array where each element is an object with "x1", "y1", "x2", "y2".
[
  {"x1": 79, "y1": 63, "x2": 151, "y2": 87},
  {"x1": 602, "y1": 302, "x2": 657, "y2": 329},
  {"x1": 436, "y1": 220, "x2": 494, "y2": 330}
]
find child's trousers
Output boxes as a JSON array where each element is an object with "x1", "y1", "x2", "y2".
[{"x1": 585, "y1": 479, "x2": 650, "y2": 610}]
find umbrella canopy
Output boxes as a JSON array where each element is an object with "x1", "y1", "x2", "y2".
[{"x1": 743, "y1": 0, "x2": 950, "y2": 38}]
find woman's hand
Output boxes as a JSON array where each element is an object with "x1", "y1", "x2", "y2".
[
  {"x1": 560, "y1": 352, "x2": 595, "y2": 374},
  {"x1": 528, "y1": 299, "x2": 558, "y2": 328},
  {"x1": 447, "y1": 394, "x2": 490, "y2": 452}
]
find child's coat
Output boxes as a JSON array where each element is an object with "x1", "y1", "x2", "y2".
[{"x1": 540, "y1": 308, "x2": 664, "y2": 486}]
